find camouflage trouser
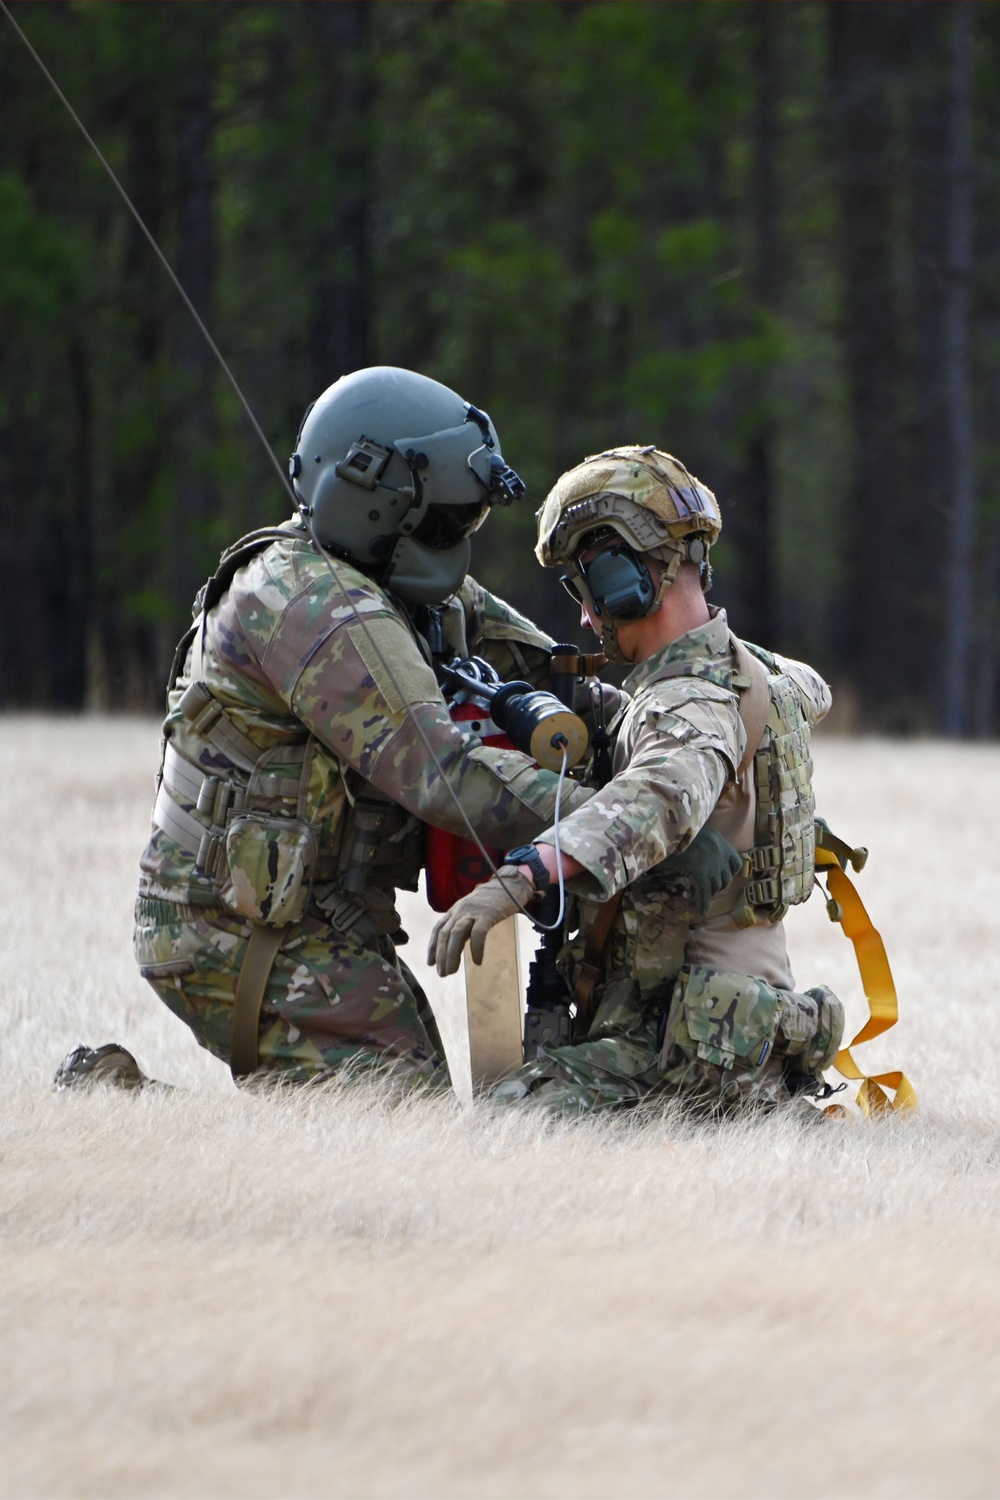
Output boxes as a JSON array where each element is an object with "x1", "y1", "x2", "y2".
[
  {"x1": 497, "y1": 976, "x2": 668, "y2": 1115},
  {"x1": 134, "y1": 897, "x2": 449, "y2": 1088},
  {"x1": 496, "y1": 966, "x2": 843, "y2": 1118}
]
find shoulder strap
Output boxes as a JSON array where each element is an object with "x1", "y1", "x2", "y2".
[
  {"x1": 201, "y1": 526, "x2": 298, "y2": 618},
  {"x1": 730, "y1": 633, "x2": 771, "y2": 778},
  {"x1": 166, "y1": 527, "x2": 295, "y2": 699}
]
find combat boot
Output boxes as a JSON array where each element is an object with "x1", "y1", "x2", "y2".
[{"x1": 54, "y1": 1043, "x2": 151, "y2": 1092}]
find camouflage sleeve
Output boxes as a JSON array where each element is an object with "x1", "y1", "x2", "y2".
[
  {"x1": 535, "y1": 683, "x2": 739, "y2": 901},
  {"x1": 771, "y1": 652, "x2": 832, "y2": 726},
  {"x1": 457, "y1": 575, "x2": 556, "y2": 688},
  {"x1": 263, "y1": 573, "x2": 591, "y2": 844}
]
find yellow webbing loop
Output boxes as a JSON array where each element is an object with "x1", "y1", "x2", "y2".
[{"x1": 814, "y1": 847, "x2": 917, "y2": 1115}]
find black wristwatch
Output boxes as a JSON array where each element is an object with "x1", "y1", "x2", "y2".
[{"x1": 504, "y1": 844, "x2": 551, "y2": 893}]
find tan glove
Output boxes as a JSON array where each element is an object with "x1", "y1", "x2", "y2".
[{"x1": 428, "y1": 866, "x2": 535, "y2": 976}]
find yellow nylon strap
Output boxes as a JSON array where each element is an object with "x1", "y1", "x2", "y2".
[{"x1": 814, "y1": 848, "x2": 918, "y2": 1115}]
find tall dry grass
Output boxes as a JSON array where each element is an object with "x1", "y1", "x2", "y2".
[{"x1": 2, "y1": 716, "x2": 999, "y2": 1499}]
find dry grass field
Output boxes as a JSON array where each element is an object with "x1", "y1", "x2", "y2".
[{"x1": 2, "y1": 715, "x2": 1000, "y2": 1499}]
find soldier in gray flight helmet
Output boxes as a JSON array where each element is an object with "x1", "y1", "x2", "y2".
[
  {"x1": 289, "y1": 366, "x2": 525, "y2": 607},
  {"x1": 125, "y1": 365, "x2": 604, "y2": 1090}
]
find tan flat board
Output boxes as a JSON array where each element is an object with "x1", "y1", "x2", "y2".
[{"x1": 463, "y1": 917, "x2": 523, "y2": 1086}]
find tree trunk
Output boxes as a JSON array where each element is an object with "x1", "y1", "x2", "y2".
[
  {"x1": 172, "y1": 10, "x2": 219, "y2": 624},
  {"x1": 728, "y1": 1, "x2": 778, "y2": 647},
  {"x1": 940, "y1": 2, "x2": 977, "y2": 736},
  {"x1": 99, "y1": 62, "x2": 168, "y2": 707},
  {"x1": 301, "y1": 1, "x2": 372, "y2": 392},
  {"x1": 904, "y1": 3, "x2": 951, "y2": 716},
  {"x1": 973, "y1": 506, "x2": 999, "y2": 738},
  {"x1": 829, "y1": 3, "x2": 914, "y2": 728},
  {"x1": 49, "y1": 333, "x2": 95, "y2": 707}
]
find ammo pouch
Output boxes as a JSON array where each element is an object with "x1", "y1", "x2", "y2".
[
  {"x1": 155, "y1": 676, "x2": 332, "y2": 926},
  {"x1": 216, "y1": 812, "x2": 318, "y2": 927},
  {"x1": 660, "y1": 964, "x2": 781, "y2": 1073}
]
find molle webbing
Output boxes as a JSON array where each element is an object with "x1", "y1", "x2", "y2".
[
  {"x1": 656, "y1": 635, "x2": 816, "y2": 926},
  {"x1": 748, "y1": 669, "x2": 815, "y2": 915},
  {"x1": 155, "y1": 678, "x2": 314, "y2": 880},
  {"x1": 166, "y1": 526, "x2": 296, "y2": 702},
  {"x1": 176, "y1": 681, "x2": 263, "y2": 773},
  {"x1": 154, "y1": 735, "x2": 382, "y2": 941},
  {"x1": 154, "y1": 742, "x2": 248, "y2": 876},
  {"x1": 155, "y1": 740, "x2": 342, "y2": 882}
]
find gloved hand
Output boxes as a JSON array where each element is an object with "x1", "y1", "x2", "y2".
[
  {"x1": 658, "y1": 825, "x2": 743, "y2": 916},
  {"x1": 428, "y1": 866, "x2": 535, "y2": 976}
]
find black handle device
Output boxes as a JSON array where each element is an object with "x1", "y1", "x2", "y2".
[{"x1": 440, "y1": 662, "x2": 589, "y2": 771}]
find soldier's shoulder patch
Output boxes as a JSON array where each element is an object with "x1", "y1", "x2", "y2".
[{"x1": 347, "y1": 617, "x2": 440, "y2": 713}]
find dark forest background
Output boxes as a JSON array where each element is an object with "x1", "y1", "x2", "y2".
[{"x1": 1, "y1": 0, "x2": 997, "y2": 733}]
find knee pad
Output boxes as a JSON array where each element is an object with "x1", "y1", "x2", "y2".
[
  {"x1": 776, "y1": 984, "x2": 844, "y2": 1073},
  {"x1": 802, "y1": 985, "x2": 844, "y2": 1073}
]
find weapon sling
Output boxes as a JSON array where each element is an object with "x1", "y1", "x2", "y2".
[{"x1": 571, "y1": 892, "x2": 623, "y2": 1038}]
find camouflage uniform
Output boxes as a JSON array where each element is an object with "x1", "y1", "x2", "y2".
[
  {"x1": 503, "y1": 607, "x2": 843, "y2": 1115},
  {"x1": 134, "y1": 523, "x2": 591, "y2": 1086}
]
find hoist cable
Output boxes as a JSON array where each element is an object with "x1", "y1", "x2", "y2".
[
  {"x1": 2, "y1": 0, "x2": 576, "y2": 928},
  {"x1": 0, "y1": 0, "x2": 293, "y2": 509}
]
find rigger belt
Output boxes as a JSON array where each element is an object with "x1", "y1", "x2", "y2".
[{"x1": 154, "y1": 740, "x2": 373, "y2": 924}]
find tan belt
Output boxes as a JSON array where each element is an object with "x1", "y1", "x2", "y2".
[{"x1": 231, "y1": 923, "x2": 289, "y2": 1078}]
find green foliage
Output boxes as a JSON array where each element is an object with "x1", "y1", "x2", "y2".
[
  {"x1": 0, "y1": 1, "x2": 996, "y2": 726},
  {"x1": 0, "y1": 173, "x2": 79, "y2": 320}
]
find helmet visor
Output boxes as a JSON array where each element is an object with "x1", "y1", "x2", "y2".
[{"x1": 412, "y1": 498, "x2": 491, "y2": 550}]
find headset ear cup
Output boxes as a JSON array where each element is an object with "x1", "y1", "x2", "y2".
[{"x1": 584, "y1": 544, "x2": 658, "y2": 621}]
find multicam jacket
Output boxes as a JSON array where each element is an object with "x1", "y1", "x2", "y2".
[
  {"x1": 139, "y1": 525, "x2": 592, "y2": 921},
  {"x1": 536, "y1": 608, "x2": 831, "y2": 994}
]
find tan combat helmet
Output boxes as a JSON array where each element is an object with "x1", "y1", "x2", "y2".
[
  {"x1": 536, "y1": 445, "x2": 721, "y2": 575},
  {"x1": 535, "y1": 447, "x2": 722, "y2": 661}
]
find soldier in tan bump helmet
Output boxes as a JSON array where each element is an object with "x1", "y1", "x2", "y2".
[{"x1": 431, "y1": 446, "x2": 845, "y2": 1117}]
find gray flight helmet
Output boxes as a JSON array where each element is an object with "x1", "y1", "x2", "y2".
[{"x1": 289, "y1": 366, "x2": 525, "y2": 606}]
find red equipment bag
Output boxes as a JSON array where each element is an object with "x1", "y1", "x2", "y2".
[{"x1": 425, "y1": 700, "x2": 517, "y2": 912}]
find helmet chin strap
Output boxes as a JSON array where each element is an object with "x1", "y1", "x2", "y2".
[
  {"x1": 595, "y1": 616, "x2": 630, "y2": 665},
  {"x1": 648, "y1": 541, "x2": 686, "y2": 604}
]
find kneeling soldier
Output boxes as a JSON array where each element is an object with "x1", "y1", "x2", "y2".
[
  {"x1": 430, "y1": 447, "x2": 844, "y2": 1116},
  {"x1": 132, "y1": 367, "x2": 604, "y2": 1088}
]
